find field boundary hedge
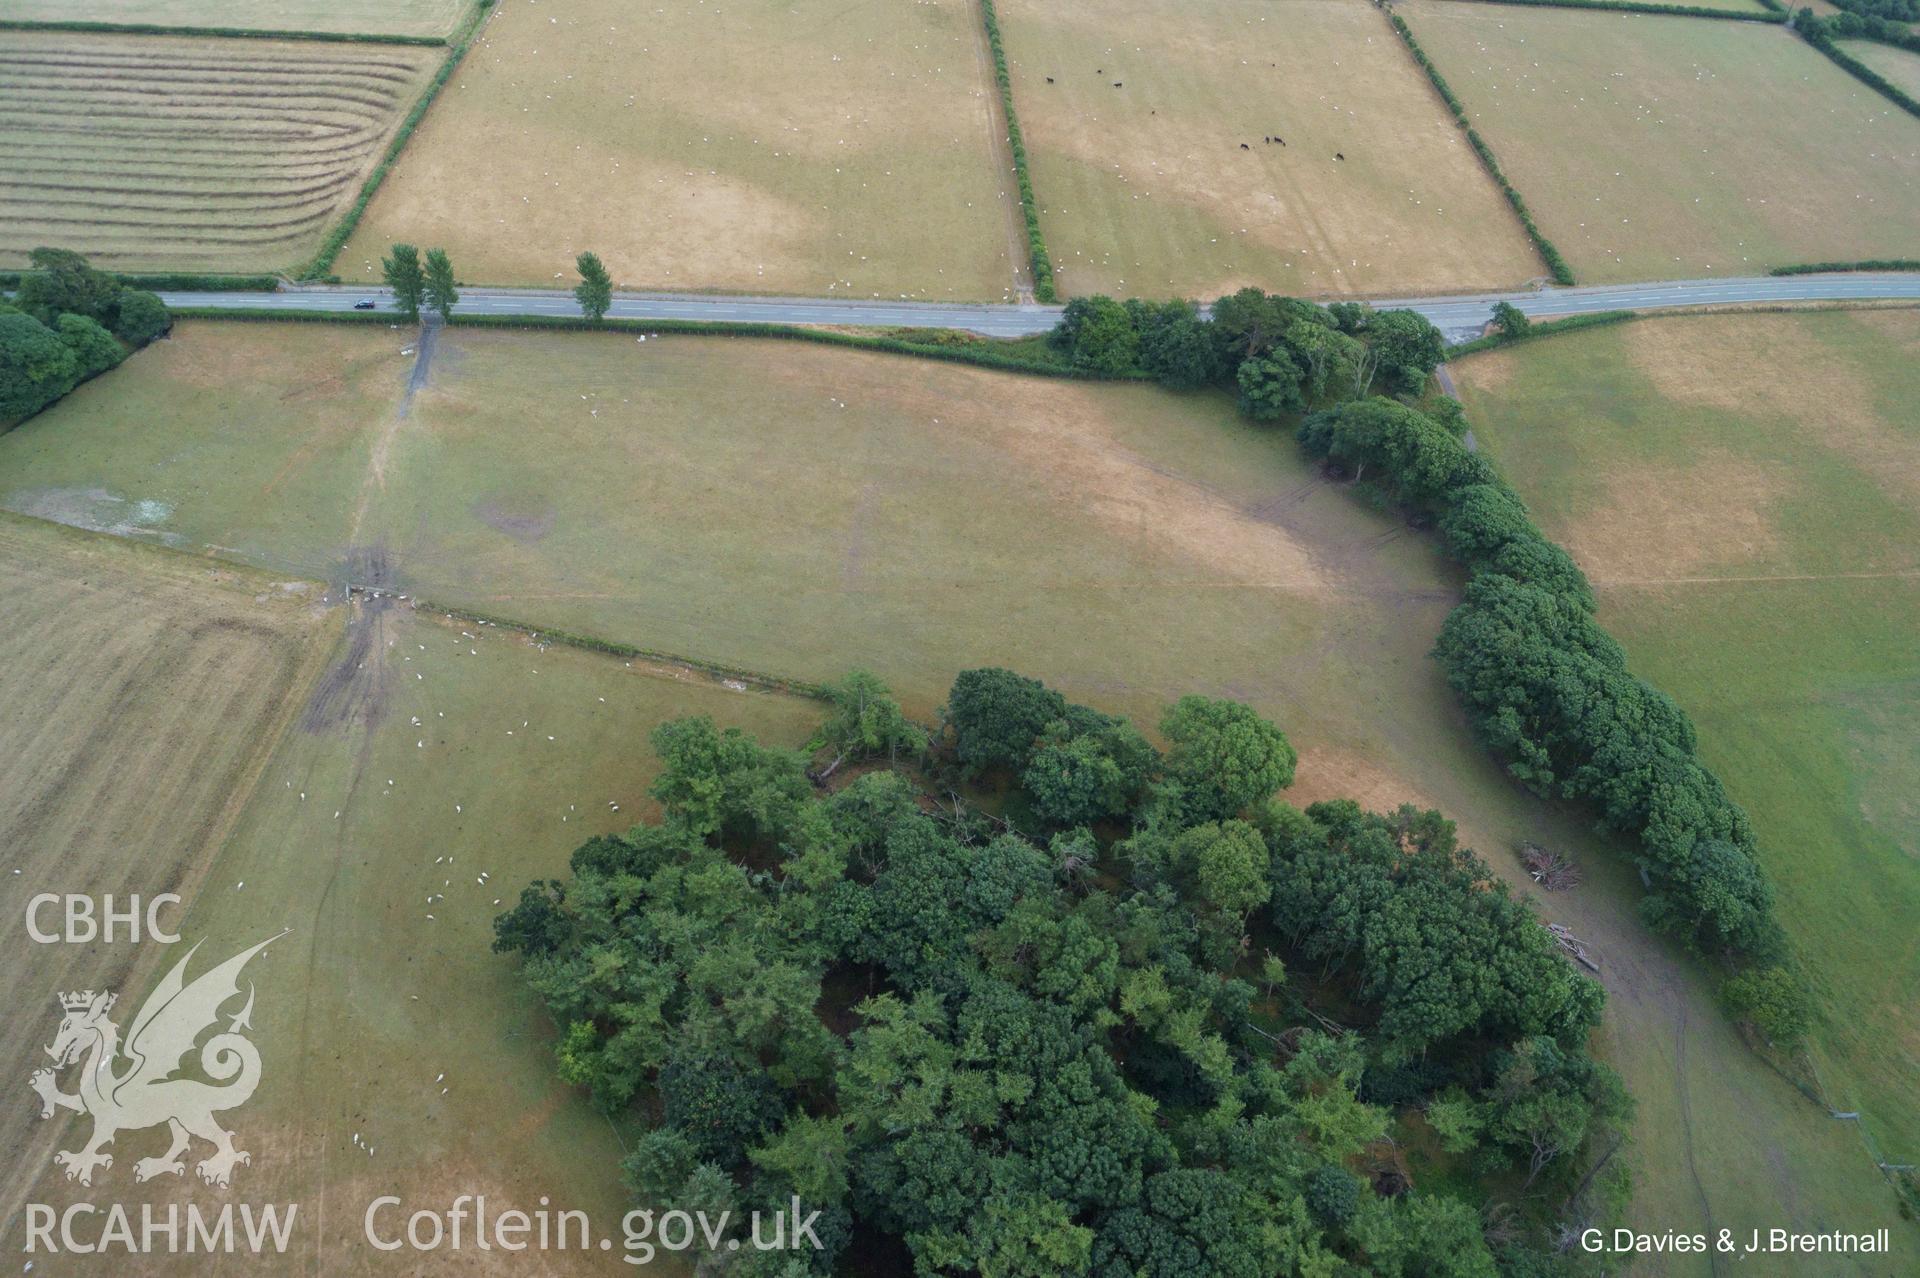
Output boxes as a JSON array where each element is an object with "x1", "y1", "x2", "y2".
[
  {"x1": 1769, "y1": 258, "x2": 1920, "y2": 274},
  {"x1": 0, "y1": 17, "x2": 448, "y2": 45},
  {"x1": 1, "y1": 271, "x2": 280, "y2": 292},
  {"x1": 1423, "y1": 0, "x2": 1786, "y2": 20},
  {"x1": 298, "y1": 0, "x2": 493, "y2": 279},
  {"x1": 385, "y1": 599, "x2": 834, "y2": 700},
  {"x1": 978, "y1": 0, "x2": 1058, "y2": 302},
  {"x1": 165, "y1": 307, "x2": 1154, "y2": 380},
  {"x1": 1445, "y1": 308, "x2": 1634, "y2": 355},
  {"x1": 1801, "y1": 29, "x2": 1920, "y2": 119},
  {"x1": 1384, "y1": 11, "x2": 1579, "y2": 286}
]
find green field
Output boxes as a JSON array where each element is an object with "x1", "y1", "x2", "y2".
[
  {"x1": 1398, "y1": 4, "x2": 1920, "y2": 281},
  {"x1": 1847, "y1": 38, "x2": 1920, "y2": 101},
  {"x1": 995, "y1": 0, "x2": 1540, "y2": 298},
  {"x1": 0, "y1": 319, "x2": 1905, "y2": 1268},
  {"x1": 1452, "y1": 309, "x2": 1920, "y2": 1176},
  {"x1": 0, "y1": 514, "x2": 823, "y2": 1274},
  {"x1": 339, "y1": 0, "x2": 1018, "y2": 298},
  {"x1": 0, "y1": 0, "x2": 469, "y2": 38},
  {"x1": 0, "y1": 31, "x2": 439, "y2": 272}
]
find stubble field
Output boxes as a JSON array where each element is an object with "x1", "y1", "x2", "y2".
[
  {"x1": 0, "y1": 0, "x2": 470, "y2": 39},
  {"x1": 0, "y1": 319, "x2": 1904, "y2": 1270},
  {"x1": 0, "y1": 31, "x2": 439, "y2": 272},
  {"x1": 338, "y1": 0, "x2": 1018, "y2": 298},
  {"x1": 993, "y1": 0, "x2": 1541, "y2": 298},
  {"x1": 1397, "y1": 4, "x2": 1920, "y2": 280},
  {"x1": 1452, "y1": 308, "x2": 1920, "y2": 1175},
  {"x1": 0, "y1": 515, "x2": 337, "y2": 1242}
]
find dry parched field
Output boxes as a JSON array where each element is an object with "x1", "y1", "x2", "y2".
[
  {"x1": 1397, "y1": 4, "x2": 1920, "y2": 281},
  {"x1": 339, "y1": 0, "x2": 1018, "y2": 298},
  {"x1": 0, "y1": 514, "x2": 335, "y2": 1238},
  {"x1": 994, "y1": 0, "x2": 1541, "y2": 298},
  {"x1": 0, "y1": 0, "x2": 470, "y2": 39},
  {"x1": 0, "y1": 322, "x2": 1907, "y2": 1266},
  {"x1": 0, "y1": 31, "x2": 438, "y2": 271}
]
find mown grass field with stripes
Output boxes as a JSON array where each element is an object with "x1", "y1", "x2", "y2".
[
  {"x1": 0, "y1": 31, "x2": 438, "y2": 272},
  {"x1": 0, "y1": 0, "x2": 470, "y2": 39}
]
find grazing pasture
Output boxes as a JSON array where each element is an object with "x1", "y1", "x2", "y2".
[
  {"x1": 1452, "y1": 309, "x2": 1920, "y2": 1170},
  {"x1": 1845, "y1": 38, "x2": 1920, "y2": 100},
  {"x1": 0, "y1": 515, "x2": 335, "y2": 1238},
  {"x1": 339, "y1": 0, "x2": 1017, "y2": 298},
  {"x1": 1396, "y1": 4, "x2": 1920, "y2": 281},
  {"x1": 991, "y1": 0, "x2": 1540, "y2": 298},
  {"x1": 0, "y1": 319, "x2": 1904, "y2": 1265},
  {"x1": 0, "y1": 31, "x2": 439, "y2": 271},
  {"x1": 0, "y1": 0, "x2": 470, "y2": 39}
]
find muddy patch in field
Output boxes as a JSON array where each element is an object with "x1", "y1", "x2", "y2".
[
  {"x1": 300, "y1": 546, "x2": 398, "y2": 735},
  {"x1": 3, "y1": 485, "x2": 182, "y2": 544},
  {"x1": 473, "y1": 492, "x2": 557, "y2": 543}
]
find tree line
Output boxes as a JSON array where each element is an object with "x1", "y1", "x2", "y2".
[
  {"x1": 1288, "y1": 399, "x2": 1804, "y2": 1038},
  {"x1": 1041, "y1": 291, "x2": 1809, "y2": 1048},
  {"x1": 496, "y1": 669, "x2": 1630, "y2": 1276},
  {"x1": 1045, "y1": 288, "x2": 1448, "y2": 411},
  {"x1": 1, "y1": 248, "x2": 170, "y2": 428},
  {"x1": 378, "y1": 245, "x2": 615, "y2": 324}
]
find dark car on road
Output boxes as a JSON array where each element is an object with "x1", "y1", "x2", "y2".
[{"x1": 353, "y1": 299, "x2": 377, "y2": 310}]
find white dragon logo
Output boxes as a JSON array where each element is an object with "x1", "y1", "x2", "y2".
[{"x1": 28, "y1": 933, "x2": 282, "y2": 1188}]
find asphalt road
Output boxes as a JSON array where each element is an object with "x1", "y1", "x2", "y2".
[{"x1": 160, "y1": 272, "x2": 1920, "y2": 340}]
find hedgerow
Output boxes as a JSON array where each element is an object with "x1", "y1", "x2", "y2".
[
  {"x1": 1446, "y1": 309, "x2": 1635, "y2": 356},
  {"x1": 1799, "y1": 25, "x2": 1920, "y2": 120},
  {"x1": 1420, "y1": 0, "x2": 1785, "y2": 19},
  {"x1": 0, "y1": 271, "x2": 279, "y2": 292},
  {"x1": 1768, "y1": 259, "x2": 1920, "y2": 275},
  {"x1": 451, "y1": 313, "x2": 1142, "y2": 377},
  {"x1": 164, "y1": 308, "x2": 1148, "y2": 381},
  {"x1": 979, "y1": 0, "x2": 1057, "y2": 302},
  {"x1": 299, "y1": 1, "x2": 495, "y2": 279},
  {"x1": 0, "y1": 17, "x2": 446, "y2": 44},
  {"x1": 408, "y1": 602, "x2": 832, "y2": 698},
  {"x1": 1386, "y1": 15, "x2": 1578, "y2": 285}
]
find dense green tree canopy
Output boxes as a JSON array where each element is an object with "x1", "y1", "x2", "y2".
[
  {"x1": 381, "y1": 243, "x2": 424, "y2": 322},
  {"x1": 574, "y1": 250, "x2": 614, "y2": 322},
  {"x1": 0, "y1": 310, "x2": 80, "y2": 425},
  {"x1": 15, "y1": 247, "x2": 121, "y2": 328},
  {"x1": 498, "y1": 676, "x2": 1623, "y2": 1275},
  {"x1": 1159, "y1": 694, "x2": 1297, "y2": 822}
]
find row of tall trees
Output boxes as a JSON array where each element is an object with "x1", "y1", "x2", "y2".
[
  {"x1": 1290, "y1": 395, "x2": 1804, "y2": 1041},
  {"x1": 378, "y1": 246, "x2": 615, "y2": 324},
  {"x1": 496, "y1": 669, "x2": 1629, "y2": 1275},
  {"x1": 1, "y1": 248, "x2": 170, "y2": 427},
  {"x1": 1047, "y1": 289, "x2": 1447, "y2": 413},
  {"x1": 379, "y1": 244, "x2": 460, "y2": 323}
]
